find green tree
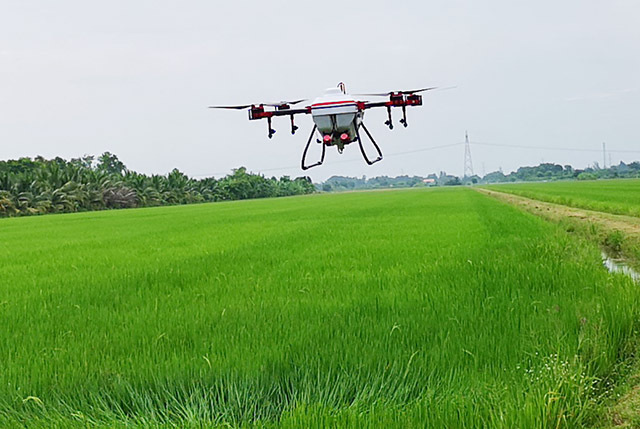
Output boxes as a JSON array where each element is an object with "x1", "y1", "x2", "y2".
[{"x1": 97, "y1": 152, "x2": 126, "y2": 176}]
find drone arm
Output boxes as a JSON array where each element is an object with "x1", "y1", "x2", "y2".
[
  {"x1": 359, "y1": 95, "x2": 422, "y2": 129},
  {"x1": 359, "y1": 99, "x2": 422, "y2": 111},
  {"x1": 248, "y1": 106, "x2": 311, "y2": 138},
  {"x1": 360, "y1": 101, "x2": 388, "y2": 109},
  {"x1": 249, "y1": 107, "x2": 311, "y2": 120}
]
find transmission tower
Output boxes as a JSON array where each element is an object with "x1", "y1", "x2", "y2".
[{"x1": 463, "y1": 131, "x2": 474, "y2": 178}]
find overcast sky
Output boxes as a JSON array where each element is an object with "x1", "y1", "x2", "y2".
[{"x1": 1, "y1": 1, "x2": 639, "y2": 181}]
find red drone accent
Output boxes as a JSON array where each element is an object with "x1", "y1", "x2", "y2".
[
  {"x1": 389, "y1": 93, "x2": 405, "y2": 107},
  {"x1": 406, "y1": 94, "x2": 423, "y2": 106},
  {"x1": 248, "y1": 105, "x2": 273, "y2": 120},
  {"x1": 340, "y1": 133, "x2": 349, "y2": 141}
]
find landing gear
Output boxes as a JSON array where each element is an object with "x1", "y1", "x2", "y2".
[
  {"x1": 384, "y1": 105, "x2": 394, "y2": 129},
  {"x1": 267, "y1": 117, "x2": 276, "y2": 139},
  {"x1": 355, "y1": 122, "x2": 383, "y2": 165},
  {"x1": 301, "y1": 125, "x2": 326, "y2": 170},
  {"x1": 399, "y1": 105, "x2": 408, "y2": 127},
  {"x1": 301, "y1": 117, "x2": 382, "y2": 169}
]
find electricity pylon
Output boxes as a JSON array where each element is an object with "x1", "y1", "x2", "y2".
[{"x1": 464, "y1": 131, "x2": 474, "y2": 178}]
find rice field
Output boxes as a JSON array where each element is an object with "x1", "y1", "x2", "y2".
[
  {"x1": 1, "y1": 188, "x2": 639, "y2": 427},
  {"x1": 485, "y1": 179, "x2": 640, "y2": 217}
]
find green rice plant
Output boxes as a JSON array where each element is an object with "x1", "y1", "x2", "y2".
[{"x1": 0, "y1": 188, "x2": 638, "y2": 427}]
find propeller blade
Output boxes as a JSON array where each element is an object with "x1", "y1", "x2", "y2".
[
  {"x1": 209, "y1": 99, "x2": 307, "y2": 110},
  {"x1": 435, "y1": 85, "x2": 458, "y2": 91},
  {"x1": 354, "y1": 92, "x2": 392, "y2": 97},
  {"x1": 264, "y1": 99, "x2": 308, "y2": 107},
  {"x1": 402, "y1": 87, "x2": 438, "y2": 94},
  {"x1": 355, "y1": 87, "x2": 440, "y2": 96},
  {"x1": 208, "y1": 104, "x2": 253, "y2": 110}
]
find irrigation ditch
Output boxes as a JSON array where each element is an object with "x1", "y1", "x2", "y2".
[
  {"x1": 476, "y1": 187, "x2": 640, "y2": 272},
  {"x1": 476, "y1": 187, "x2": 640, "y2": 427},
  {"x1": 603, "y1": 252, "x2": 640, "y2": 283}
]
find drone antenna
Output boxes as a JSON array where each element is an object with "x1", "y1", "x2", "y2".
[{"x1": 337, "y1": 82, "x2": 346, "y2": 94}]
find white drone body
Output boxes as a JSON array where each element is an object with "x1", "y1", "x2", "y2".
[{"x1": 310, "y1": 87, "x2": 362, "y2": 152}]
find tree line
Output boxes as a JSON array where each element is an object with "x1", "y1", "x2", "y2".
[
  {"x1": 0, "y1": 153, "x2": 315, "y2": 217},
  {"x1": 320, "y1": 161, "x2": 640, "y2": 191},
  {"x1": 322, "y1": 175, "x2": 431, "y2": 192},
  {"x1": 479, "y1": 161, "x2": 640, "y2": 183}
]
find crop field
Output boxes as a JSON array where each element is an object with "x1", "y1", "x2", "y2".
[
  {"x1": 485, "y1": 179, "x2": 640, "y2": 217},
  {"x1": 1, "y1": 188, "x2": 640, "y2": 427}
]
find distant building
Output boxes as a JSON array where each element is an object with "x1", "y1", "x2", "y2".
[{"x1": 422, "y1": 178, "x2": 436, "y2": 186}]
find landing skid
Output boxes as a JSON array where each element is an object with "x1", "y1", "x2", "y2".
[
  {"x1": 300, "y1": 122, "x2": 383, "y2": 170},
  {"x1": 355, "y1": 122, "x2": 383, "y2": 165},
  {"x1": 301, "y1": 125, "x2": 326, "y2": 170}
]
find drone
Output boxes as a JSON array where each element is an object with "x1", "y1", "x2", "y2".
[{"x1": 209, "y1": 83, "x2": 437, "y2": 170}]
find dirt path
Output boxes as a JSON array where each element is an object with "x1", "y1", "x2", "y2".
[{"x1": 475, "y1": 187, "x2": 640, "y2": 237}]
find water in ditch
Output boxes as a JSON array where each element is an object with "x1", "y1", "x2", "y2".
[{"x1": 602, "y1": 251, "x2": 640, "y2": 283}]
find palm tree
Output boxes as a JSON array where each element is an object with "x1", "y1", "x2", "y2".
[
  {"x1": 0, "y1": 153, "x2": 315, "y2": 217},
  {"x1": 0, "y1": 191, "x2": 17, "y2": 216}
]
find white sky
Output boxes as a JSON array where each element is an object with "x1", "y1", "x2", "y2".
[{"x1": 1, "y1": 0, "x2": 639, "y2": 181}]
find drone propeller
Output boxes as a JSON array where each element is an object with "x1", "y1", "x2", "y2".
[
  {"x1": 355, "y1": 87, "x2": 439, "y2": 97},
  {"x1": 208, "y1": 104, "x2": 253, "y2": 110},
  {"x1": 264, "y1": 99, "x2": 307, "y2": 107},
  {"x1": 209, "y1": 99, "x2": 307, "y2": 110}
]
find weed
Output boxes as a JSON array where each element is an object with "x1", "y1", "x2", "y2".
[{"x1": 605, "y1": 230, "x2": 625, "y2": 253}]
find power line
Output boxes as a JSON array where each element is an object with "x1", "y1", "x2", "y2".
[
  {"x1": 191, "y1": 142, "x2": 464, "y2": 178},
  {"x1": 191, "y1": 139, "x2": 639, "y2": 179},
  {"x1": 381, "y1": 142, "x2": 464, "y2": 158},
  {"x1": 467, "y1": 141, "x2": 640, "y2": 154}
]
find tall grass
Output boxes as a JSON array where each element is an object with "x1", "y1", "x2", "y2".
[
  {"x1": 0, "y1": 188, "x2": 638, "y2": 427},
  {"x1": 485, "y1": 178, "x2": 640, "y2": 217}
]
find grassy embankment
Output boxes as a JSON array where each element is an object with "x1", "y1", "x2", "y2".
[
  {"x1": 485, "y1": 179, "x2": 640, "y2": 266},
  {"x1": 486, "y1": 179, "x2": 640, "y2": 218},
  {"x1": 1, "y1": 188, "x2": 639, "y2": 427}
]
